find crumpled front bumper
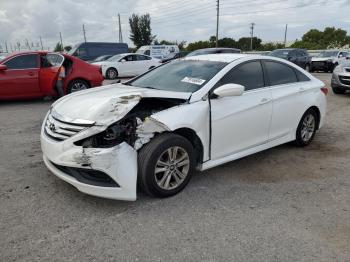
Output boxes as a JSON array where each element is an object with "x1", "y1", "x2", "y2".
[{"x1": 41, "y1": 120, "x2": 138, "y2": 201}]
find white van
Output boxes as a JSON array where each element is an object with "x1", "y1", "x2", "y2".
[{"x1": 136, "y1": 45, "x2": 179, "y2": 60}]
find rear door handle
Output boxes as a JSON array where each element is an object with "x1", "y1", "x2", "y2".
[
  {"x1": 260, "y1": 98, "x2": 271, "y2": 105},
  {"x1": 298, "y1": 87, "x2": 307, "y2": 93},
  {"x1": 28, "y1": 72, "x2": 34, "y2": 76}
]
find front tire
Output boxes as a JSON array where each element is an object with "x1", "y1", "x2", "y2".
[
  {"x1": 138, "y1": 133, "x2": 195, "y2": 198},
  {"x1": 305, "y1": 64, "x2": 311, "y2": 72},
  {"x1": 106, "y1": 68, "x2": 118, "y2": 79},
  {"x1": 294, "y1": 108, "x2": 318, "y2": 147}
]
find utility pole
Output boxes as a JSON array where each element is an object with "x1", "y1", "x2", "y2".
[
  {"x1": 118, "y1": 13, "x2": 123, "y2": 43},
  {"x1": 284, "y1": 24, "x2": 288, "y2": 47},
  {"x1": 250, "y1": 22, "x2": 255, "y2": 51},
  {"x1": 216, "y1": 0, "x2": 220, "y2": 47},
  {"x1": 83, "y1": 24, "x2": 87, "y2": 43},
  {"x1": 59, "y1": 32, "x2": 63, "y2": 51},
  {"x1": 39, "y1": 36, "x2": 43, "y2": 50}
]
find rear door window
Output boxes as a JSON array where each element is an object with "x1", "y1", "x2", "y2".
[
  {"x1": 4, "y1": 54, "x2": 39, "y2": 69},
  {"x1": 41, "y1": 54, "x2": 64, "y2": 68},
  {"x1": 264, "y1": 61, "x2": 298, "y2": 86}
]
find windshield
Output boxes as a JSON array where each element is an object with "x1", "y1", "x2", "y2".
[
  {"x1": 317, "y1": 51, "x2": 338, "y2": 58},
  {"x1": 107, "y1": 54, "x2": 124, "y2": 61},
  {"x1": 128, "y1": 60, "x2": 227, "y2": 93},
  {"x1": 268, "y1": 50, "x2": 290, "y2": 59}
]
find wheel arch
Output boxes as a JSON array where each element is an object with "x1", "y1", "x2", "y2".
[
  {"x1": 306, "y1": 105, "x2": 321, "y2": 130},
  {"x1": 172, "y1": 127, "x2": 204, "y2": 165}
]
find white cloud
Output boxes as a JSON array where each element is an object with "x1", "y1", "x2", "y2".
[{"x1": 0, "y1": 0, "x2": 349, "y2": 51}]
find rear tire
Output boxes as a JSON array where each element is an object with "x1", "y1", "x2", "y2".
[
  {"x1": 67, "y1": 79, "x2": 90, "y2": 94},
  {"x1": 138, "y1": 133, "x2": 195, "y2": 198},
  {"x1": 294, "y1": 108, "x2": 318, "y2": 147},
  {"x1": 106, "y1": 68, "x2": 118, "y2": 80}
]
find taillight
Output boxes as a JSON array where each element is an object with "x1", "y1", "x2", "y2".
[{"x1": 320, "y1": 87, "x2": 328, "y2": 95}]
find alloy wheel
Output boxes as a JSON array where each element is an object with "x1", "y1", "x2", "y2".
[
  {"x1": 70, "y1": 82, "x2": 88, "y2": 93},
  {"x1": 301, "y1": 114, "x2": 315, "y2": 142},
  {"x1": 154, "y1": 146, "x2": 190, "y2": 190}
]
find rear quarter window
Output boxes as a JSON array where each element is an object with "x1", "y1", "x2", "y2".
[{"x1": 264, "y1": 60, "x2": 298, "y2": 86}]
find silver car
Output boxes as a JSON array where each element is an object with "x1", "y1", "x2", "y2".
[{"x1": 331, "y1": 58, "x2": 350, "y2": 94}]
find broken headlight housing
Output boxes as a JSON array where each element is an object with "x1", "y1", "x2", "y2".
[{"x1": 75, "y1": 118, "x2": 138, "y2": 148}]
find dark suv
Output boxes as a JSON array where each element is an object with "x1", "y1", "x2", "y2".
[{"x1": 267, "y1": 48, "x2": 312, "y2": 71}]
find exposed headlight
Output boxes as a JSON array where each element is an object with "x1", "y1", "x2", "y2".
[{"x1": 74, "y1": 118, "x2": 137, "y2": 148}]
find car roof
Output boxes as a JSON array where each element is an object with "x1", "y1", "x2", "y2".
[{"x1": 184, "y1": 53, "x2": 248, "y2": 63}]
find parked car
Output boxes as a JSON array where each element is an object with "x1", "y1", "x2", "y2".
[
  {"x1": 41, "y1": 54, "x2": 327, "y2": 201},
  {"x1": 311, "y1": 50, "x2": 349, "y2": 72},
  {"x1": 331, "y1": 57, "x2": 350, "y2": 94},
  {"x1": 93, "y1": 53, "x2": 161, "y2": 79},
  {"x1": 136, "y1": 45, "x2": 179, "y2": 60},
  {"x1": 88, "y1": 54, "x2": 114, "y2": 63},
  {"x1": 0, "y1": 51, "x2": 103, "y2": 100},
  {"x1": 187, "y1": 48, "x2": 241, "y2": 57},
  {"x1": 68, "y1": 42, "x2": 128, "y2": 61},
  {"x1": 267, "y1": 48, "x2": 311, "y2": 71},
  {"x1": 161, "y1": 51, "x2": 190, "y2": 63}
]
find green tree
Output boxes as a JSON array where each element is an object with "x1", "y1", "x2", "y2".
[
  {"x1": 258, "y1": 42, "x2": 284, "y2": 51},
  {"x1": 129, "y1": 13, "x2": 155, "y2": 48},
  {"x1": 54, "y1": 42, "x2": 63, "y2": 52},
  {"x1": 291, "y1": 27, "x2": 350, "y2": 49},
  {"x1": 237, "y1": 37, "x2": 262, "y2": 51}
]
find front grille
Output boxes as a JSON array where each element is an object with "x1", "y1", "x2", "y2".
[
  {"x1": 52, "y1": 162, "x2": 120, "y2": 187},
  {"x1": 339, "y1": 76, "x2": 350, "y2": 86},
  {"x1": 312, "y1": 61, "x2": 326, "y2": 67},
  {"x1": 44, "y1": 113, "x2": 92, "y2": 141}
]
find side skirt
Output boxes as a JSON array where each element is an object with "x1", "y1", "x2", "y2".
[{"x1": 199, "y1": 133, "x2": 293, "y2": 171}]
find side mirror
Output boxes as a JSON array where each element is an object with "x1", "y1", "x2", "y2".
[
  {"x1": 120, "y1": 59, "x2": 126, "y2": 62},
  {"x1": 213, "y1": 84, "x2": 245, "y2": 98},
  {"x1": 0, "y1": 64, "x2": 7, "y2": 71}
]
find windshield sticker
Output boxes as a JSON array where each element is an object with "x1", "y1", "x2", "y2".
[{"x1": 181, "y1": 77, "x2": 206, "y2": 86}]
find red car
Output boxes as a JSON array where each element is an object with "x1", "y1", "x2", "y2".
[{"x1": 0, "y1": 51, "x2": 104, "y2": 100}]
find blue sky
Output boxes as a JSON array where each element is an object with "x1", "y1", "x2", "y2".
[{"x1": 0, "y1": 0, "x2": 349, "y2": 50}]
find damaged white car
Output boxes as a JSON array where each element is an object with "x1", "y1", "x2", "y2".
[{"x1": 41, "y1": 54, "x2": 327, "y2": 201}]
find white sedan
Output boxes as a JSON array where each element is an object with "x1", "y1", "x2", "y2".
[
  {"x1": 93, "y1": 53, "x2": 161, "y2": 79},
  {"x1": 41, "y1": 54, "x2": 327, "y2": 201}
]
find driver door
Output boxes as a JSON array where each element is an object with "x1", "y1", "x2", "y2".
[{"x1": 210, "y1": 60, "x2": 272, "y2": 159}]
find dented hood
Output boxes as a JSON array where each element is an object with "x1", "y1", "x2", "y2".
[{"x1": 52, "y1": 83, "x2": 191, "y2": 125}]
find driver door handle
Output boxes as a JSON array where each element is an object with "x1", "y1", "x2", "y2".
[
  {"x1": 260, "y1": 98, "x2": 271, "y2": 105},
  {"x1": 28, "y1": 72, "x2": 34, "y2": 76}
]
